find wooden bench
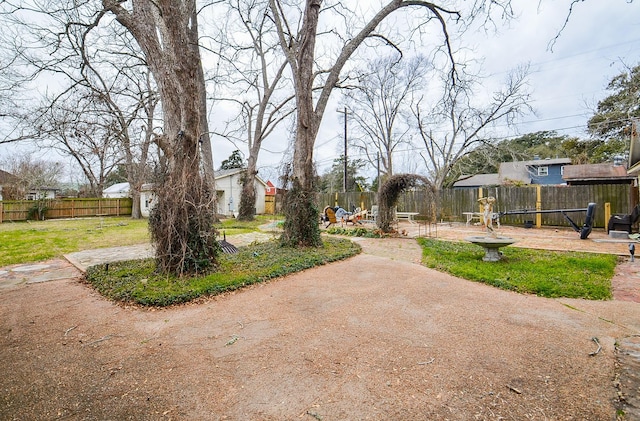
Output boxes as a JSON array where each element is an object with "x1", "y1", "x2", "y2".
[{"x1": 397, "y1": 211, "x2": 419, "y2": 224}]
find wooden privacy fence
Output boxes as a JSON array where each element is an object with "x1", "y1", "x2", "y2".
[
  {"x1": 0, "y1": 198, "x2": 133, "y2": 223},
  {"x1": 316, "y1": 184, "x2": 637, "y2": 229}
]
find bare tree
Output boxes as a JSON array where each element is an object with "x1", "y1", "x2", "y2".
[
  {"x1": 0, "y1": 2, "x2": 160, "y2": 217},
  {"x1": 212, "y1": 0, "x2": 295, "y2": 221},
  {"x1": 0, "y1": 153, "x2": 63, "y2": 201},
  {"x1": 74, "y1": 25, "x2": 160, "y2": 217},
  {"x1": 101, "y1": 0, "x2": 223, "y2": 275},
  {"x1": 1, "y1": 0, "x2": 224, "y2": 274},
  {"x1": 268, "y1": 0, "x2": 516, "y2": 246},
  {"x1": 413, "y1": 65, "x2": 531, "y2": 191},
  {"x1": 343, "y1": 54, "x2": 430, "y2": 182},
  {"x1": 34, "y1": 92, "x2": 123, "y2": 197}
]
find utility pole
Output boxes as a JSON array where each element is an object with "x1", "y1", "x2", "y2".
[
  {"x1": 343, "y1": 107, "x2": 348, "y2": 193},
  {"x1": 377, "y1": 152, "x2": 380, "y2": 191}
]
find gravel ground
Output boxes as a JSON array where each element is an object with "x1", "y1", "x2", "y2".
[{"x1": 1, "y1": 227, "x2": 640, "y2": 420}]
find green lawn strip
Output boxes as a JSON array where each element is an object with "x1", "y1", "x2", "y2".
[
  {"x1": 0, "y1": 218, "x2": 150, "y2": 266},
  {"x1": 417, "y1": 238, "x2": 616, "y2": 300},
  {"x1": 214, "y1": 215, "x2": 283, "y2": 235},
  {"x1": 85, "y1": 237, "x2": 360, "y2": 306},
  {"x1": 0, "y1": 215, "x2": 283, "y2": 267},
  {"x1": 325, "y1": 226, "x2": 382, "y2": 238}
]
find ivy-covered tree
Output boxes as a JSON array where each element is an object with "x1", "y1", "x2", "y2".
[{"x1": 268, "y1": 0, "x2": 510, "y2": 247}]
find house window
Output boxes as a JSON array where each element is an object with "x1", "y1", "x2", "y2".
[
  {"x1": 537, "y1": 166, "x2": 549, "y2": 176},
  {"x1": 561, "y1": 166, "x2": 565, "y2": 176}
]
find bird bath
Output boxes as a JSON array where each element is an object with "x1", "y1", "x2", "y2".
[
  {"x1": 467, "y1": 196, "x2": 516, "y2": 261},
  {"x1": 465, "y1": 236, "x2": 516, "y2": 262}
]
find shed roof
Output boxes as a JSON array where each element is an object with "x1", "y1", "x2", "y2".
[
  {"x1": 498, "y1": 162, "x2": 531, "y2": 184},
  {"x1": 103, "y1": 182, "x2": 130, "y2": 194},
  {"x1": 452, "y1": 173, "x2": 500, "y2": 188},
  {"x1": 563, "y1": 163, "x2": 635, "y2": 182},
  {"x1": 215, "y1": 168, "x2": 267, "y2": 186}
]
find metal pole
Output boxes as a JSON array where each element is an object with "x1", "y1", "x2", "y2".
[
  {"x1": 376, "y1": 152, "x2": 380, "y2": 191},
  {"x1": 343, "y1": 107, "x2": 348, "y2": 193}
]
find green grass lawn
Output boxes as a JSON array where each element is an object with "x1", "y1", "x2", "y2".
[
  {"x1": 417, "y1": 237, "x2": 617, "y2": 300},
  {"x1": 0, "y1": 215, "x2": 283, "y2": 267},
  {"x1": 0, "y1": 216, "x2": 619, "y2": 303},
  {"x1": 215, "y1": 214, "x2": 283, "y2": 235},
  {"x1": 0, "y1": 217, "x2": 150, "y2": 266},
  {"x1": 85, "y1": 237, "x2": 360, "y2": 306}
]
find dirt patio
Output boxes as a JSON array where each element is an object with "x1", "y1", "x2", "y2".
[{"x1": 1, "y1": 224, "x2": 640, "y2": 420}]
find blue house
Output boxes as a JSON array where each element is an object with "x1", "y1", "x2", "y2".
[{"x1": 498, "y1": 157, "x2": 571, "y2": 185}]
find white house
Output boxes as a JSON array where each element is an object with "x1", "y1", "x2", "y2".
[
  {"x1": 102, "y1": 182, "x2": 130, "y2": 198},
  {"x1": 139, "y1": 169, "x2": 268, "y2": 218},
  {"x1": 25, "y1": 187, "x2": 58, "y2": 200},
  {"x1": 214, "y1": 168, "x2": 268, "y2": 217},
  {"x1": 140, "y1": 183, "x2": 155, "y2": 218}
]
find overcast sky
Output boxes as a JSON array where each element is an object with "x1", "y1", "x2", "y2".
[
  {"x1": 2, "y1": 1, "x2": 639, "y2": 185},
  {"x1": 481, "y1": 1, "x2": 640, "y2": 138},
  {"x1": 288, "y1": 0, "x2": 640, "y2": 182}
]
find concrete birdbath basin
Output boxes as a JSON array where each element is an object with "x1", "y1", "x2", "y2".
[{"x1": 465, "y1": 236, "x2": 517, "y2": 262}]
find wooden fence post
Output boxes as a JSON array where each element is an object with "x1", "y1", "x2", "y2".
[
  {"x1": 604, "y1": 202, "x2": 611, "y2": 228},
  {"x1": 536, "y1": 185, "x2": 542, "y2": 228}
]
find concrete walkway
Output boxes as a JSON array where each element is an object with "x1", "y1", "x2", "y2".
[
  {"x1": 0, "y1": 231, "x2": 278, "y2": 290},
  {"x1": 64, "y1": 231, "x2": 278, "y2": 271},
  {"x1": 0, "y1": 259, "x2": 81, "y2": 291}
]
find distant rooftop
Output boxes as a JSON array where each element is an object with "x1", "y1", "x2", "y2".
[
  {"x1": 563, "y1": 163, "x2": 635, "y2": 182},
  {"x1": 452, "y1": 173, "x2": 500, "y2": 188}
]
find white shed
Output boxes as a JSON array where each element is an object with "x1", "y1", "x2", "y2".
[
  {"x1": 140, "y1": 183, "x2": 155, "y2": 218},
  {"x1": 102, "y1": 182, "x2": 130, "y2": 198},
  {"x1": 215, "y1": 168, "x2": 268, "y2": 217},
  {"x1": 139, "y1": 169, "x2": 268, "y2": 218}
]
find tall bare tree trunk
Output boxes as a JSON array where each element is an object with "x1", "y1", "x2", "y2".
[
  {"x1": 105, "y1": 0, "x2": 220, "y2": 275},
  {"x1": 238, "y1": 153, "x2": 257, "y2": 221},
  {"x1": 269, "y1": 0, "x2": 463, "y2": 245},
  {"x1": 278, "y1": 0, "x2": 323, "y2": 246}
]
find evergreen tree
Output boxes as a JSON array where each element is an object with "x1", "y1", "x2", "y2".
[
  {"x1": 318, "y1": 156, "x2": 369, "y2": 193},
  {"x1": 220, "y1": 150, "x2": 245, "y2": 170},
  {"x1": 588, "y1": 64, "x2": 640, "y2": 141}
]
